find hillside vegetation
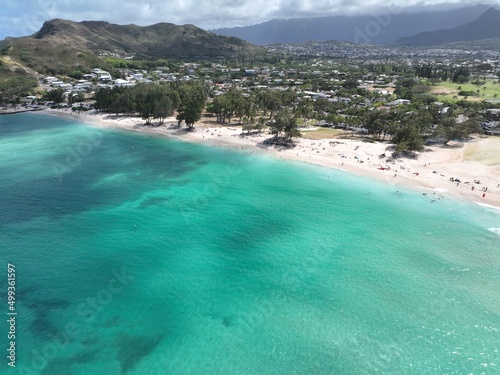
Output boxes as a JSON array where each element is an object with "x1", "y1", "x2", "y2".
[{"x1": 0, "y1": 19, "x2": 265, "y2": 86}]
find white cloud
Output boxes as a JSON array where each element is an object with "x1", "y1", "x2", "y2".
[{"x1": 0, "y1": 0, "x2": 494, "y2": 38}]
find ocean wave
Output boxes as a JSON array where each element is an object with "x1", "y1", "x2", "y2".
[
  {"x1": 488, "y1": 228, "x2": 500, "y2": 236},
  {"x1": 477, "y1": 203, "x2": 500, "y2": 212}
]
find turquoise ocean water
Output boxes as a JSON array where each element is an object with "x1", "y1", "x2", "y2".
[{"x1": 1, "y1": 113, "x2": 500, "y2": 375}]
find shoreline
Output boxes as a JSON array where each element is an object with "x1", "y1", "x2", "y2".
[
  {"x1": 0, "y1": 107, "x2": 46, "y2": 116},
  {"x1": 40, "y1": 108, "x2": 500, "y2": 209}
]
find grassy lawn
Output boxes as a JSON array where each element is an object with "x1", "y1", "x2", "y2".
[
  {"x1": 463, "y1": 136, "x2": 500, "y2": 166},
  {"x1": 301, "y1": 127, "x2": 345, "y2": 140},
  {"x1": 428, "y1": 79, "x2": 500, "y2": 102}
]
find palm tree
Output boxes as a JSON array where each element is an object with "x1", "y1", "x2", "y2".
[{"x1": 270, "y1": 109, "x2": 301, "y2": 142}]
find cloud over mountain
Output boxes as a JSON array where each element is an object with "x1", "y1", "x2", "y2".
[{"x1": 1, "y1": 0, "x2": 497, "y2": 39}]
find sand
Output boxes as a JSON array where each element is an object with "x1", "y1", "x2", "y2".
[{"x1": 42, "y1": 108, "x2": 500, "y2": 209}]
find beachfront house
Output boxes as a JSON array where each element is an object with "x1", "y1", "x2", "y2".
[
  {"x1": 386, "y1": 99, "x2": 411, "y2": 106},
  {"x1": 59, "y1": 83, "x2": 73, "y2": 90},
  {"x1": 92, "y1": 69, "x2": 112, "y2": 81},
  {"x1": 83, "y1": 74, "x2": 96, "y2": 80},
  {"x1": 43, "y1": 76, "x2": 57, "y2": 84},
  {"x1": 98, "y1": 72, "x2": 112, "y2": 81},
  {"x1": 77, "y1": 80, "x2": 91, "y2": 87},
  {"x1": 50, "y1": 80, "x2": 65, "y2": 87},
  {"x1": 73, "y1": 86, "x2": 87, "y2": 93},
  {"x1": 132, "y1": 73, "x2": 143, "y2": 80},
  {"x1": 114, "y1": 79, "x2": 129, "y2": 87}
]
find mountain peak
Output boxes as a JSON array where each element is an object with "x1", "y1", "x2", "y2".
[
  {"x1": 22, "y1": 18, "x2": 263, "y2": 57},
  {"x1": 35, "y1": 19, "x2": 66, "y2": 38},
  {"x1": 478, "y1": 6, "x2": 500, "y2": 19},
  {"x1": 0, "y1": 19, "x2": 264, "y2": 81},
  {"x1": 396, "y1": 7, "x2": 500, "y2": 46},
  {"x1": 212, "y1": 4, "x2": 495, "y2": 45}
]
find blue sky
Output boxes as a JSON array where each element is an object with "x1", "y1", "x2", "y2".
[{"x1": 0, "y1": 0, "x2": 494, "y2": 39}]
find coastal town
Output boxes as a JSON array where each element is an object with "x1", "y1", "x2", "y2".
[
  {"x1": 6, "y1": 46, "x2": 500, "y2": 101},
  {"x1": 2, "y1": 44, "x2": 500, "y2": 208}
]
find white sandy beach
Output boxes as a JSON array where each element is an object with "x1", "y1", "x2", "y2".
[{"x1": 44, "y1": 108, "x2": 500, "y2": 209}]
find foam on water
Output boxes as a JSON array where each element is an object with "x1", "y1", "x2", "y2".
[{"x1": 488, "y1": 228, "x2": 500, "y2": 236}]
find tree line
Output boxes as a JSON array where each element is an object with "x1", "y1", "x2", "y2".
[
  {"x1": 94, "y1": 82, "x2": 207, "y2": 128},
  {"x1": 414, "y1": 64, "x2": 471, "y2": 83},
  {"x1": 207, "y1": 87, "x2": 313, "y2": 142},
  {"x1": 362, "y1": 104, "x2": 482, "y2": 153},
  {"x1": 91, "y1": 80, "x2": 489, "y2": 150},
  {"x1": 93, "y1": 83, "x2": 306, "y2": 141}
]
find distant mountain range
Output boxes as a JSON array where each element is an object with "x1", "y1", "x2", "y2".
[
  {"x1": 0, "y1": 19, "x2": 264, "y2": 81},
  {"x1": 395, "y1": 7, "x2": 500, "y2": 46},
  {"x1": 212, "y1": 4, "x2": 497, "y2": 45}
]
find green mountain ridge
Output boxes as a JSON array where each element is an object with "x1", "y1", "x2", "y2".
[{"x1": 0, "y1": 19, "x2": 265, "y2": 80}]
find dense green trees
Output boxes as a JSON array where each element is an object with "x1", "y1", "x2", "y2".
[
  {"x1": 362, "y1": 108, "x2": 430, "y2": 152},
  {"x1": 95, "y1": 82, "x2": 205, "y2": 127},
  {"x1": 0, "y1": 77, "x2": 38, "y2": 103},
  {"x1": 269, "y1": 109, "x2": 301, "y2": 142},
  {"x1": 43, "y1": 88, "x2": 65, "y2": 103},
  {"x1": 294, "y1": 98, "x2": 314, "y2": 126},
  {"x1": 268, "y1": 112, "x2": 287, "y2": 140},
  {"x1": 414, "y1": 64, "x2": 470, "y2": 83},
  {"x1": 95, "y1": 86, "x2": 132, "y2": 114},
  {"x1": 341, "y1": 80, "x2": 359, "y2": 90},
  {"x1": 256, "y1": 89, "x2": 297, "y2": 119},
  {"x1": 433, "y1": 116, "x2": 482, "y2": 144},
  {"x1": 208, "y1": 87, "x2": 301, "y2": 127},
  {"x1": 391, "y1": 111, "x2": 433, "y2": 153},
  {"x1": 363, "y1": 110, "x2": 393, "y2": 141},
  {"x1": 69, "y1": 92, "x2": 85, "y2": 104},
  {"x1": 135, "y1": 84, "x2": 179, "y2": 124},
  {"x1": 451, "y1": 67, "x2": 471, "y2": 83},
  {"x1": 176, "y1": 82, "x2": 207, "y2": 129},
  {"x1": 393, "y1": 124, "x2": 424, "y2": 153},
  {"x1": 361, "y1": 105, "x2": 482, "y2": 153},
  {"x1": 208, "y1": 87, "x2": 254, "y2": 124},
  {"x1": 394, "y1": 78, "x2": 417, "y2": 100}
]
